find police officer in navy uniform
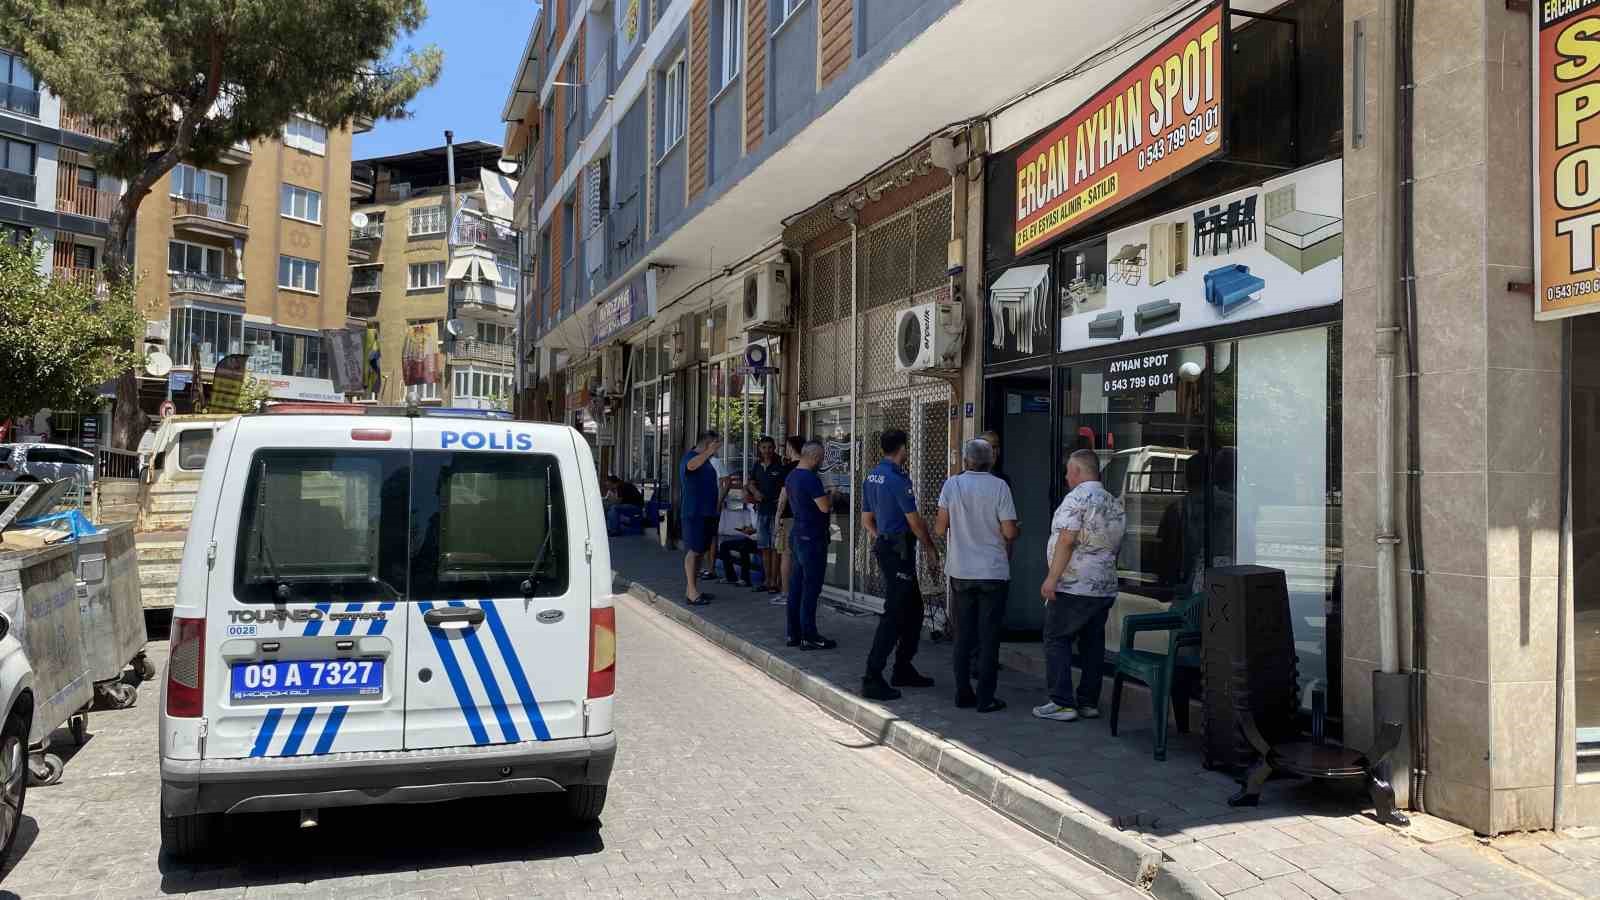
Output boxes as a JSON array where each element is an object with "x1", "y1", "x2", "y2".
[{"x1": 859, "y1": 428, "x2": 939, "y2": 701}]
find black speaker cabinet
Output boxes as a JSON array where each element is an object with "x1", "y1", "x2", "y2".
[{"x1": 1202, "y1": 565, "x2": 1299, "y2": 772}]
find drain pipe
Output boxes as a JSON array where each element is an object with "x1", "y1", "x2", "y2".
[
  {"x1": 1555, "y1": 318, "x2": 1573, "y2": 828},
  {"x1": 848, "y1": 220, "x2": 859, "y2": 606},
  {"x1": 1394, "y1": 0, "x2": 1429, "y2": 813}
]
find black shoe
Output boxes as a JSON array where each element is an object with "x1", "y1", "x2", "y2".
[
  {"x1": 699, "y1": 570, "x2": 715, "y2": 579},
  {"x1": 686, "y1": 594, "x2": 712, "y2": 606},
  {"x1": 800, "y1": 637, "x2": 838, "y2": 651},
  {"x1": 786, "y1": 638, "x2": 801, "y2": 647},
  {"x1": 890, "y1": 667, "x2": 935, "y2": 688},
  {"x1": 955, "y1": 692, "x2": 977, "y2": 709},
  {"x1": 862, "y1": 677, "x2": 901, "y2": 701},
  {"x1": 977, "y1": 698, "x2": 1008, "y2": 714}
]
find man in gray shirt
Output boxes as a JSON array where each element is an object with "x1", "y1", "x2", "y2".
[{"x1": 936, "y1": 439, "x2": 1019, "y2": 713}]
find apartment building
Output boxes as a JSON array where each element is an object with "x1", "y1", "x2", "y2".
[
  {"x1": 0, "y1": 47, "x2": 124, "y2": 446},
  {"x1": 349, "y1": 141, "x2": 521, "y2": 409},
  {"x1": 130, "y1": 114, "x2": 363, "y2": 411}
]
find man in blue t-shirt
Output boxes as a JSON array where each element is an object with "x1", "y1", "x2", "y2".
[
  {"x1": 679, "y1": 429, "x2": 722, "y2": 605},
  {"x1": 859, "y1": 429, "x2": 939, "y2": 701},
  {"x1": 784, "y1": 440, "x2": 837, "y2": 650}
]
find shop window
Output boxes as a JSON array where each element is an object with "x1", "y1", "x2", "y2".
[
  {"x1": 1572, "y1": 315, "x2": 1600, "y2": 770},
  {"x1": 169, "y1": 306, "x2": 243, "y2": 368}
]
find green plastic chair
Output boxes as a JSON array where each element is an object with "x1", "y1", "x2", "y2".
[{"x1": 1108, "y1": 589, "x2": 1204, "y2": 761}]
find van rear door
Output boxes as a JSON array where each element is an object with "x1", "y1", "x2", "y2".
[
  {"x1": 202, "y1": 417, "x2": 412, "y2": 758},
  {"x1": 401, "y1": 421, "x2": 590, "y2": 749}
]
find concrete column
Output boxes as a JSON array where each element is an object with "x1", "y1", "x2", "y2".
[{"x1": 1343, "y1": 0, "x2": 1567, "y2": 834}]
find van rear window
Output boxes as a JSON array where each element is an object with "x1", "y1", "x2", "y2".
[
  {"x1": 233, "y1": 449, "x2": 568, "y2": 602},
  {"x1": 235, "y1": 450, "x2": 409, "y2": 603},
  {"x1": 410, "y1": 451, "x2": 568, "y2": 601}
]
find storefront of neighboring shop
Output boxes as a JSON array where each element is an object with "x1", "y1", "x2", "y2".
[{"x1": 980, "y1": 0, "x2": 1347, "y2": 734}]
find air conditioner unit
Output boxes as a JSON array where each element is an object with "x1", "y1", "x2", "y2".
[
  {"x1": 600, "y1": 344, "x2": 626, "y2": 396},
  {"x1": 894, "y1": 301, "x2": 963, "y2": 373},
  {"x1": 742, "y1": 260, "x2": 790, "y2": 330},
  {"x1": 144, "y1": 320, "x2": 170, "y2": 345}
]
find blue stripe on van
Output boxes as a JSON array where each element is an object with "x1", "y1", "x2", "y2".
[
  {"x1": 313, "y1": 705, "x2": 348, "y2": 755},
  {"x1": 304, "y1": 603, "x2": 332, "y2": 636},
  {"x1": 369, "y1": 601, "x2": 396, "y2": 635},
  {"x1": 448, "y1": 600, "x2": 519, "y2": 743},
  {"x1": 279, "y1": 706, "x2": 318, "y2": 756},
  {"x1": 480, "y1": 599, "x2": 551, "y2": 741},
  {"x1": 249, "y1": 707, "x2": 284, "y2": 758},
  {"x1": 417, "y1": 601, "x2": 490, "y2": 745},
  {"x1": 334, "y1": 602, "x2": 363, "y2": 636}
]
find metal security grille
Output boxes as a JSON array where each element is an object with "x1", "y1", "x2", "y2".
[{"x1": 797, "y1": 190, "x2": 954, "y2": 618}]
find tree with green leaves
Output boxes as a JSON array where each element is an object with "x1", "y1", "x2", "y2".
[
  {"x1": 0, "y1": 0, "x2": 442, "y2": 279},
  {"x1": 0, "y1": 243, "x2": 142, "y2": 427}
]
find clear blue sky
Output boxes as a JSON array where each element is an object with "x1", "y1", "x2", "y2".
[{"x1": 354, "y1": 1, "x2": 541, "y2": 159}]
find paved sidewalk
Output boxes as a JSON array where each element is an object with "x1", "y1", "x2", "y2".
[{"x1": 613, "y1": 535, "x2": 1576, "y2": 899}]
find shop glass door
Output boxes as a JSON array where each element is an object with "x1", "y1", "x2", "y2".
[{"x1": 1573, "y1": 316, "x2": 1600, "y2": 769}]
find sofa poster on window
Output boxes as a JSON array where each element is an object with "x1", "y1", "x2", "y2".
[{"x1": 1058, "y1": 158, "x2": 1342, "y2": 353}]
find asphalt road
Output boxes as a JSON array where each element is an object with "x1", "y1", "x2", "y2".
[{"x1": 0, "y1": 598, "x2": 1134, "y2": 899}]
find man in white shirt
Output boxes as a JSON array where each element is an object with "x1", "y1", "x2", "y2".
[
  {"x1": 716, "y1": 482, "x2": 761, "y2": 588},
  {"x1": 935, "y1": 439, "x2": 1019, "y2": 713},
  {"x1": 1034, "y1": 449, "x2": 1127, "y2": 723}
]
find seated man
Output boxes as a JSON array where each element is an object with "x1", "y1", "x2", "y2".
[
  {"x1": 613, "y1": 477, "x2": 645, "y2": 507},
  {"x1": 716, "y1": 485, "x2": 761, "y2": 589}
]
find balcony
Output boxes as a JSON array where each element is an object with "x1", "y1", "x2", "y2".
[
  {"x1": 58, "y1": 109, "x2": 119, "y2": 142},
  {"x1": 0, "y1": 83, "x2": 39, "y2": 118},
  {"x1": 449, "y1": 338, "x2": 514, "y2": 366},
  {"x1": 351, "y1": 162, "x2": 375, "y2": 201},
  {"x1": 56, "y1": 180, "x2": 116, "y2": 220},
  {"x1": 451, "y1": 280, "x2": 515, "y2": 312},
  {"x1": 217, "y1": 140, "x2": 251, "y2": 166},
  {"x1": 348, "y1": 293, "x2": 379, "y2": 319},
  {"x1": 170, "y1": 271, "x2": 245, "y2": 302},
  {"x1": 0, "y1": 169, "x2": 33, "y2": 202},
  {"x1": 453, "y1": 217, "x2": 516, "y2": 253},
  {"x1": 350, "y1": 222, "x2": 384, "y2": 242},
  {"x1": 350, "y1": 269, "x2": 382, "y2": 294},
  {"x1": 53, "y1": 265, "x2": 108, "y2": 298},
  {"x1": 171, "y1": 195, "x2": 249, "y2": 239}
]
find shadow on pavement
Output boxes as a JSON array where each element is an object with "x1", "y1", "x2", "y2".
[{"x1": 156, "y1": 794, "x2": 604, "y2": 893}]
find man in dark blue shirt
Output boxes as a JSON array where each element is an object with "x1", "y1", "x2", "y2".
[
  {"x1": 784, "y1": 440, "x2": 836, "y2": 650},
  {"x1": 679, "y1": 429, "x2": 722, "y2": 605},
  {"x1": 859, "y1": 429, "x2": 939, "y2": 701},
  {"x1": 746, "y1": 436, "x2": 788, "y2": 594}
]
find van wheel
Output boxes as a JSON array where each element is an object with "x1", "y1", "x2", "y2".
[
  {"x1": 0, "y1": 714, "x2": 28, "y2": 863},
  {"x1": 160, "y1": 801, "x2": 221, "y2": 860},
  {"x1": 564, "y1": 784, "x2": 607, "y2": 823}
]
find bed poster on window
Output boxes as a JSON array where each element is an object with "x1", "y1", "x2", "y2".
[{"x1": 1059, "y1": 159, "x2": 1342, "y2": 353}]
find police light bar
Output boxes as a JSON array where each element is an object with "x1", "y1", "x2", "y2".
[
  {"x1": 263, "y1": 403, "x2": 369, "y2": 415},
  {"x1": 420, "y1": 407, "x2": 515, "y2": 420}
]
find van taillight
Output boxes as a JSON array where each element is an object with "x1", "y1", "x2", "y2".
[
  {"x1": 166, "y1": 616, "x2": 205, "y2": 717},
  {"x1": 588, "y1": 606, "x2": 615, "y2": 698}
]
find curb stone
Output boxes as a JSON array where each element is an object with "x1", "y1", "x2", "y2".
[{"x1": 621, "y1": 579, "x2": 1205, "y2": 897}]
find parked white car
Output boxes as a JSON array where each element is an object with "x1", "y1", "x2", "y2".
[
  {"x1": 0, "y1": 443, "x2": 96, "y2": 486},
  {"x1": 0, "y1": 610, "x2": 34, "y2": 865}
]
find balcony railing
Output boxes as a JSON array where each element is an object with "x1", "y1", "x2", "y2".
[
  {"x1": 351, "y1": 162, "x2": 375, "y2": 200},
  {"x1": 450, "y1": 339, "x2": 515, "y2": 366},
  {"x1": 350, "y1": 272, "x2": 382, "y2": 294},
  {"x1": 170, "y1": 271, "x2": 245, "y2": 300},
  {"x1": 57, "y1": 180, "x2": 117, "y2": 219},
  {"x1": 0, "y1": 169, "x2": 34, "y2": 202},
  {"x1": 54, "y1": 265, "x2": 109, "y2": 298},
  {"x1": 453, "y1": 217, "x2": 516, "y2": 252},
  {"x1": 172, "y1": 195, "x2": 249, "y2": 227},
  {"x1": 350, "y1": 222, "x2": 384, "y2": 242},
  {"x1": 451, "y1": 281, "x2": 515, "y2": 311},
  {"x1": 0, "y1": 83, "x2": 39, "y2": 118},
  {"x1": 58, "y1": 109, "x2": 120, "y2": 142}
]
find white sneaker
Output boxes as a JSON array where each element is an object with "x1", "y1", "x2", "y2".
[
  {"x1": 1077, "y1": 706, "x2": 1100, "y2": 719},
  {"x1": 769, "y1": 594, "x2": 788, "y2": 606},
  {"x1": 1032, "y1": 702, "x2": 1079, "y2": 722}
]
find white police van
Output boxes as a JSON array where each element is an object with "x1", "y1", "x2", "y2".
[{"x1": 158, "y1": 406, "x2": 617, "y2": 857}]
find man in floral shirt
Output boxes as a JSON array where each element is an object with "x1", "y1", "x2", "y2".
[{"x1": 1034, "y1": 449, "x2": 1126, "y2": 722}]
